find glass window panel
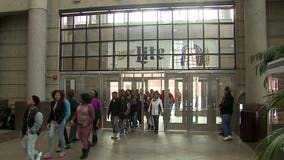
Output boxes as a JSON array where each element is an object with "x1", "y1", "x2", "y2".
[
  {"x1": 205, "y1": 55, "x2": 219, "y2": 68},
  {"x1": 144, "y1": 25, "x2": 157, "y2": 40},
  {"x1": 203, "y1": 9, "x2": 218, "y2": 22},
  {"x1": 74, "y1": 29, "x2": 86, "y2": 42},
  {"x1": 204, "y1": 24, "x2": 218, "y2": 38},
  {"x1": 87, "y1": 29, "x2": 99, "y2": 41},
  {"x1": 188, "y1": 40, "x2": 203, "y2": 54},
  {"x1": 174, "y1": 25, "x2": 187, "y2": 39},
  {"x1": 188, "y1": 55, "x2": 204, "y2": 68},
  {"x1": 143, "y1": 11, "x2": 157, "y2": 24},
  {"x1": 87, "y1": 15, "x2": 99, "y2": 27},
  {"x1": 205, "y1": 40, "x2": 219, "y2": 53},
  {"x1": 159, "y1": 55, "x2": 173, "y2": 69},
  {"x1": 61, "y1": 16, "x2": 73, "y2": 29},
  {"x1": 158, "y1": 10, "x2": 172, "y2": 24},
  {"x1": 87, "y1": 43, "x2": 99, "y2": 56},
  {"x1": 159, "y1": 40, "x2": 172, "y2": 55},
  {"x1": 188, "y1": 24, "x2": 203, "y2": 38},
  {"x1": 173, "y1": 10, "x2": 187, "y2": 23},
  {"x1": 101, "y1": 56, "x2": 113, "y2": 70},
  {"x1": 62, "y1": 30, "x2": 73, "y2": 43},
  {"x1": 114, "y1": 12, "x2": 127, "y2": 25},
  {"x1": 158, "y1": 25, "x2": 172, "y2": 39},
  {"x1": 115, "y1": 56, "x2": 127, "y2": 70},
  {"x1": 61, "y1": 58, "x2": 72, "y2": 70},
  {"x1": 115, "y1": 41, "x2": 127, "y2": 56},
  {"x1": 101, "y1": 42, "x2": 113, "y2": 56},
  {"x1": 174, "y1": 55, "x2": 188, "y2": 69},
  {"x1": 115, "y1": 27, "x2": 127, "y2": 40},
  {"x1": 129, "y1": 26, "x2": 142, "y2": 40},
  {"x1": 62, "y1": 44, "x2": 72, "y2": 57},
  {"x1": 129, "y1": 56, "x2": 142, "y2": 70},
  {"x1": 144, "y1": 56, "x2": 157, "y2": 70},
  {"x1": 74, "y1": 44, "x2": 85, "y2": 56},
  {"x1": 220, "y1": 40, "x2": 234, "y2": 53},
  {"x1": 101, "y1": 14, "x2": 113, "y2": 26},
  {"x1": 101, "y1": 28, "x2": 113, "y2": 41},
  {"x1": 74, "y1": 16, "x2": 87, "y2": 28},
  {"x1": 74, "y1": 58, "x2": 85, "y2": 70},
  {"x1": 143, "y1": 40, "x2": 158, "y2": 69},
  {"x1": 129, "y1": 12, "x2": 142, "y2": 25},
  {"x1": 219, "y1": 9, "x2": 234, "y2": 22},
  {"x1": 221, "y1": 55, "x2": 235, "y2": 69},
  {"x1": 188, "y1": 9, "x2": 203, "y2": 23},
  {"x1": 129, "y1": 41, "x2": 142, "y2": 56},
  {"x1": 87, "y1": 57, "x2": 99, "y2": 70},
  {"x1": 220, "y1": 24, "x2": 234, "y2": 38},
  {"x1": 174, "y1": 40, "x2": 187, "y2": 55}
]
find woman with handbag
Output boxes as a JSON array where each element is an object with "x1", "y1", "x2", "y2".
[{"x1": 148, "y1": 91, "x2": 164, "y2": 134}]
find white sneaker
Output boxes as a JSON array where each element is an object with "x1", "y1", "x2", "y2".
[
  {"x1": 36, "y1": 151, "x2": 42, "y2": 160},
  {"x1": 223, "y1": 135, "x2": 233, "y2": 141}
]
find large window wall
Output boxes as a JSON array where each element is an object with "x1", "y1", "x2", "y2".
[{"x1": 60, "y1": 5, "x2": 235, "y2": 71}]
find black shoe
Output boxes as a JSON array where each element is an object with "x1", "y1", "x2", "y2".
[
  {"x1": 92, "y1": 136, "x2": 97, "y2": 147},
  {"x1": 148, "y1": 125, "x2": 150, "y2": 130},
  {"x1": 64, "y1": 144, "x2": 70, "y2": 149},
  {"x1": 80, "y1": 149, "x2": 88, "y2": 159}
]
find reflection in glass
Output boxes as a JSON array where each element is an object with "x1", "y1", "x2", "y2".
[
  {"x1": 115, "y1": 42, "x2": 127, "y2": 56},
  {"x1": 74, "y1": 16, "x2": 87, "y2": 28},
  {"x1": 173, "y1": 10, "x2": 187, "y2": 23},
  {"x1": 115, "y1": 56, "x2": 127, "y2": 70},
  {"x1": 101, "y1": 42, "x2": 113, "y2": 56},
  {"x1": 220, "y1": 24, "x2": 234, "y2": 38},
  {"x1": 114, "y1": 12, "x2": 127, "y2": 25},
  {"x1": 158, "y1": 25, "x2": 172, "y2": 39},
  {"x1": 205, "y1": 40, "x2": 219, "y2": 53},
  {"x1": 129, "y1": 12, "x2": 142, "y2": 25},
  {"x1": 129, "y1": 56, "x2": 142, "y2": 70},
  {"x1": 61, "y1": 17, "x2": 73, "y2": 29},
  {"x1": 62, "y1": 30, "x2": 73, "y2": 43},
  {"x1": 188, "y1": 24, "x2": 203, "y2": 38},
  {"x1": 87, "y1": 43, "x2": 99, "y2": 56},
  {"x1": 62, "y1": 44, "x2": 72, "y2": 57},
  {"x1": 220, "y1": 40, "x2": 234, "y2": 53},
  {"x1": 203, "y1": 9, "x2": 218, "y2": 22},
  {"x1": 115, "y1": 27, "x2": 127, "y2": 40},
  {"x1": 188, "y1": 9, "x2": 203, "y2": 23},
  {"x1": 174, "y1": 25, "x2": 187, "y2": 39},
  {"x1": 205, "y1": 55, "x2": 219, "y2": 68},
  {"x1": 143, "y1": 11, "x2": 157, "y2": 24},
  {"x1": 87, "y1": 57, "x2": 99, "y2": 70},
  {"x1": 101, "y1": 28, "x2": 113, "y2": 41},
  {"x1": 158, "y1": 10, "x2": 172, "y2": 24},
  {"x1": 61, "y1": 58, "x2": 72, "y2": 70},
  {"x1": 144, "y1": 25, "x2": 157, "y2": 39},
  {"x1": 74, "y1": 29, "x2": 85, "y2": 42},
  {"x1": 87, "y1": 29, "x2": 99, "y2": 41},
  {"x1": 74, "y1": 44, "x2": 85, "y2": 56},
  {"x1": 219, "y1": 9, "x2": 234, "y2": 22},
  {"x1": 221, "y1": 55, "x2": 234, "y2": 69},
  {"x1": 74, "y1": 58, "x2": 85, "y2": 70},
  {"x1": 204, "y1": 24, "x2": 218, "y2": 38},
  {"x1": 129, "y1": 26, "x2": 142, "y2": 40}
]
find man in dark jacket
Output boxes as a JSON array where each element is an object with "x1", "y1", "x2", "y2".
[
  {"x1": 21, "y1": 95, "x2": 43, "y2": 160},
  {"x1": 219, "y1": 87, "x2": 234, "y2": 141},
  {"x1": 108, "y1": 91, "x2": 121, "y2": 140}
]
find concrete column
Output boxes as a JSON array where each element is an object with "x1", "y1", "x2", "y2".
[
  {"x1": 27, "y1": 0, "x2": 48, "y2": 100},
  {"x1": 244, "y1": 0, "x2": 267, "y2": 105}
]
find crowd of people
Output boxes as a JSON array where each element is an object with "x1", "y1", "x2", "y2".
[{"x1": 20, "y1": 86, "x2": 234, "y2": 160}]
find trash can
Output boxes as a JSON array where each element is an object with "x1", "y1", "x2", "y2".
[{"x1": 240, "y1": 109, "x2": 259, "y2": 142}]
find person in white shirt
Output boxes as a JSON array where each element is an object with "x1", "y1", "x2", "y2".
[{"x1": 148, "y1": 91, "x2": 164, "y2": 133}]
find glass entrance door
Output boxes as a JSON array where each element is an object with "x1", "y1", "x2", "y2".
[
  {"x1": 102, "y1": 75, "x2": 121, "y2": 128},
  {"x1": 165, "y1": 74, "x2": 188, "y2": 131}
]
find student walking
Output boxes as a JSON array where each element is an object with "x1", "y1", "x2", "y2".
[
  {"x1": 43, "y1": 90, "x2": 66, "y2": 159},
  {"x1": 90, "y1": 89, "x2": 103, "y2": 146},
  {"x1": 67, "y1": 89, "x2": 79, "y2": 143},
  {"x1": 21, "y1": 95, "x2": 43, "y2": 160},
  {"x1": 149, "y1": 91, "x2": 164, "y2": 134},
  {"x1": 108, "y1": 92, "x2": 121, "y2": 140},
  {"x1": 71, "y1": 93, "x2": 95, "y2": 159}
]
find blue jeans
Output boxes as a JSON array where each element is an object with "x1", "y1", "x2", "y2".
[
  {"x1": 131, "y1": 112, "x2": 138, "y2": 129},
  {"x1": 153, "y1": 115, "x2": 159, "y2": 131},
  {"x1": 21, "y1": 133, "x2": 39, "y2": 160},
  {"x1": 222, "y1": 114, "x2": 232, "y2": 137},
  {"x1": 49, "y1": 120, "x2": 65, "y2": 154}
]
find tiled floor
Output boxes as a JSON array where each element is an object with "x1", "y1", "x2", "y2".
[{"x1": 0, "y1": 129, "x2": 255, "y2": 160}]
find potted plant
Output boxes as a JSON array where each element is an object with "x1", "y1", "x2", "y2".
[{"x1": 250, "y1": 45, "x2": 284, "y2": 160}]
